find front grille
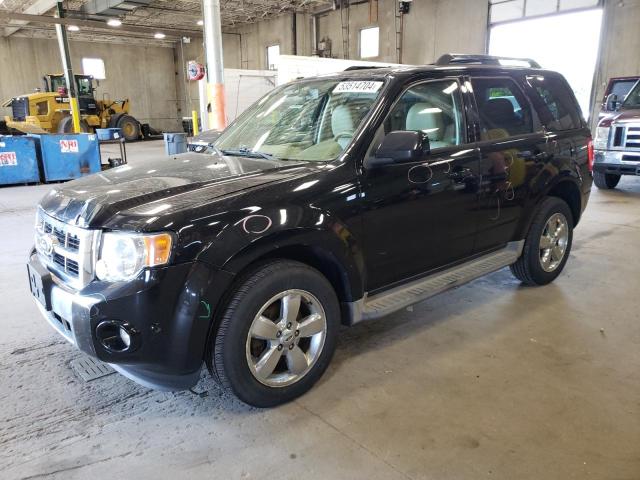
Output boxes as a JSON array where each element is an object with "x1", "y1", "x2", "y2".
[
  {"x1": 11, "y1": 97, "x2": 29, "y2": 121},
  {"x1": 624, "y1": 125, "x2": 640, "y2": 150},
  {"x1": 43, "y1": 219, "x2": 80, "y2": 252},
  {"x1": 35, "y1": 209, "x2": 98, "y2": 289}
]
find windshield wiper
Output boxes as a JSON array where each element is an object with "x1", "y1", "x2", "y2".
[{"x1": 220, "y1": 147, "x2": 276, "y2": 161}]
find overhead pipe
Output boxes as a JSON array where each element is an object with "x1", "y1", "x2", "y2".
[{"x1": 202, "y1": 0, "x2": 226, "y2": 131}]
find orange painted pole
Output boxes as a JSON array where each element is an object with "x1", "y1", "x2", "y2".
[{"x1": 202, "y1": 0, "x2": 226, "y2": 131}]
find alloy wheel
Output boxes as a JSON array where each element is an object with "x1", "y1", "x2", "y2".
[
  {"x1": 245, "y1": 289, "x2": 327, "y2": 388},
  {"x1": 539, "y1": 212, "x2": 569, "y2": 272}
]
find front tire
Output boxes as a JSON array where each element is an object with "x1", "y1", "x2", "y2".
[
  {"x1": 57, "y1": 115, "x2": 89, "y2": 134},
  {"x1": 510, "y1": 197, "x2": 573, "y2": 286},
  {"x1": 593, "y1": 171, "x2": 621, "y2": 189},
  {"x1": 211, "y1": 260, "x2": 340, "y2": 407}
]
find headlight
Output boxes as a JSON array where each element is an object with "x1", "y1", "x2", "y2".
[
  {"x1": 594, "y1": 126, "x2": 610, "y2": 150},
  {"x1": 95, "y1": 232, "x2": 173, "y2": 282}
]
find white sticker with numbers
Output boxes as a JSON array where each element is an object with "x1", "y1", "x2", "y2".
[{"x1": 333, "y1": 81, "x2": 383, "y2": 94}]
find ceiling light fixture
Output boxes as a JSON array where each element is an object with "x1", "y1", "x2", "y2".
[
  {"x1": 107, "y1": 19, "x2": 122, "y2": 27},
  {"x1": 197, "y1": 20, "x2": 204, "y2": 26},
  {"x1": 68, "y1": 25, "x2": 80, "y2": 32},
  {"x1": 154, "y1": 32, "x2": 166, "y2": 39}
]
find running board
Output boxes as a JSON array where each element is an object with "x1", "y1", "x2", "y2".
[{"x1": 349, "y1": 241, "x2": 524, "y2": 324}]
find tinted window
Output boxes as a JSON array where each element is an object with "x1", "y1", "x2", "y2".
[
  {"x1": 384, "y1": 80, "x2": 464, "y2": 149},
  {"x1": 527, "y1": 75, "x2": 582, "y2": 131},
  {"x1": 471, "y1": 77, "x2": 534, "y2": 138}
]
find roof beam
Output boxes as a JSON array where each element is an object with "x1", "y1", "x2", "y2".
[
  {"x1": 3, "y1": 0, "x2": 58, "y2": 37},
  {"x1": 0, "y1": 11, "x2": 203, "y2": 40}
]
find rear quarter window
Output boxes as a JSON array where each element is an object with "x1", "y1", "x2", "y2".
[{"x1": 527, "y1": 75, "x2": 583, "y2": 131}]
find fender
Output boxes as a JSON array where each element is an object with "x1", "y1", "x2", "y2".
[{"x1": 195, "y1": 204, "x2": 366, "y2": 302}]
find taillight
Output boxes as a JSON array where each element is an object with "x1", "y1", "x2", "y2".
[{"x1": 587, "y1": 137, "x2": 594, "y2": 172}]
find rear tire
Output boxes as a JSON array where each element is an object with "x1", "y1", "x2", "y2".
[
  {"x1": 211, "y1": 260, "x2": 340, "y2": 407},
  {"x1": 116, "y1": 114, "x2": 140, "y2": 142},
  {"x1": 593, "y1": 171, "x2": 621, "y2": 189},
  {"x1": 510, "y1": 197, "x2": 573, "y2": 286}
]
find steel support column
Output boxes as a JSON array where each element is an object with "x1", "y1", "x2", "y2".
[
  {"x1": 54, "y1": 1, "x2": 81, "y2": 133},
  {"x1": 202, "y1": 0, "x2": 226, "y2": 131}
]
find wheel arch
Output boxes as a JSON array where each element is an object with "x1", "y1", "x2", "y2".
[
  {"x1": 201, "y1": 238, "x2": 364, "y2": 374},
  {"x1": 220, "y1": 231, "x2": 365, "y2": 308},
  {"x1": 514, "y1": 175, "x2": 583, "y2": 241},
  {"x1": 546, "y1": 179, "x2": 582, "y2": 227}
]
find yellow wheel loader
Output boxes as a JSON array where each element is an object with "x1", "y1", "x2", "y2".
[{"x1": 2, "y1": 74, "x2": 141, "y2": 142}]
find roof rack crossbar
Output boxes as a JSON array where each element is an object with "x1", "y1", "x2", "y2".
[{"x1": 436, "y1": 54, "x2": 541, "y2": 69}]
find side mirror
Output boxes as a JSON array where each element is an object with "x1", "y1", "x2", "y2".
[
  {"x1": 605, "y1": 93, "x2": 619, "y2": 111},
  {"x1": 367, "y1": 130, "x2": 430, "y2": 168}
]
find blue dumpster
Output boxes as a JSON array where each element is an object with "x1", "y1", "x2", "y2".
[
  {"x1": 164, "y1": 132, "x2": 187, "y2": 155},
  {"x1": 34, "y1": 134, "x2": 101, "y2": 182},
  {"x1": 0, "y1": 136, "x2": 41, "y2": 186}
]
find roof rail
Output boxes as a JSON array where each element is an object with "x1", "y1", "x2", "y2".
[
  {"x1": 435, "y1": 54, "x2": 541, "y2": 69},
  {"x1": 343, "y1": 65, "x2": 390, "y2": 71}
]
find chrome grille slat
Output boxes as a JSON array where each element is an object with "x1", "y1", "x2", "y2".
[
  {"x1": 35, "y1": 209, "x2": 99, "y2": 290},
  {"x1": 621, "y1": 123, "x2": 640, "y2": 151}
]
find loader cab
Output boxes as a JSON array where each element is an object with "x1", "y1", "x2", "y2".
[{"x1": 47, "y1": 74, "x2": 99, "y2": 114}]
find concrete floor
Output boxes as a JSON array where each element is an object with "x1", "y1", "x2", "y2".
[{"x1": 1, "y1": 141, "x2": 639, "y2": 479}]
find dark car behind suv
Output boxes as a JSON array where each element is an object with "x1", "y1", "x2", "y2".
[{"x1": 27, "y1": 54, "x2": 592, "y2": 407}]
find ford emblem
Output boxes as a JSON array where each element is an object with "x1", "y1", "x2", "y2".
[{"x1": 37, "y1": 233, "x2": 57, "y2": 256}]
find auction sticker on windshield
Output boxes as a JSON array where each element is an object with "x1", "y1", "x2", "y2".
[{"x1": 333, "y1": 81, "x2": 384, "y2": 94}]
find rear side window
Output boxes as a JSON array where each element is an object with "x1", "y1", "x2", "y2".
[
  {"x1": 471, "y1": 77, "x2": 534, "y2": 139},
  {"x1": 527, "y1": 75, "x2": 583, "y2": 131}
]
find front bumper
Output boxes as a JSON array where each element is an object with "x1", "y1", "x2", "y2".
[
  {"x1": 594, "y1": 150, "x2": 640, "y2": 176},
  {"x1": 28, "y1": 252, "x2": 234, "y2": 390}
]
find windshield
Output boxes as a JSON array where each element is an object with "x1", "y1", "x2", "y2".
[
  {"x1": 215, "y1": 78, "x2": 385, "y2": 162},
  {"x1": 50, "y1": 76, "x2": 65, "y2": 92},
  {"x1": 622, "y1": 80, "x2": 640, "y2": 108},
  {"x1": 49, "y1": 76, "x2": 92, "y2": 96}
]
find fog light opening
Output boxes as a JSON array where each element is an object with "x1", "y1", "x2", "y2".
[{"x1": 96, "y1": 321, "x2": 136, "y2": 353}]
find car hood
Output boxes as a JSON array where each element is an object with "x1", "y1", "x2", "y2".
[
  {"x1": 190, "y1": 129, "x2": 221, "y2": 144},
  {"x1": 39, "y1": 152, "x2": 309, "y2": 228},
  {"x1": 611, "y1": 108, "x2": 640, "y2": 123}
]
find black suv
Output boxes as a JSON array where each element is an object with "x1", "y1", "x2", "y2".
[{"x1": 27, "y1": 55, "x2": 593, "y2": 407}]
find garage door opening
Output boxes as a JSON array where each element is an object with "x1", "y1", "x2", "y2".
[{"x1": 489, "y1": 8, "x2": 603, "y2": 119}]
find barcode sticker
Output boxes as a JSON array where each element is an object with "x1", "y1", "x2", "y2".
[
  {"x1": 0, "y1": 152, "x2": 17, "y2": 166},
  {"x1": 333, "y1": 81, "x2": 384, "y2": 94}
]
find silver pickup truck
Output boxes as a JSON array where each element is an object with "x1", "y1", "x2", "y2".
[{"x1": 593, "y1": 79, "x2": 640, "y2": 189}]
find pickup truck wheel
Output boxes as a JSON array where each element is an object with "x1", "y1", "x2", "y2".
[
  {"x1": 593, "y1": 171, "x2": 620, "y2": 189},
  {"x1": 211, "y1": 260, "x2": 339, "y2": 407},
  {"x1": 510, "y1": 197, "x2": 573, "y2": 286}
]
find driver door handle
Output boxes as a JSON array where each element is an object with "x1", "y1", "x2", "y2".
[
  {"x1": 520, "y1": 150, "x2": 547, "y2": 162},
  {"x1": 448, "y1": 167, "x2": 474, "y2": 183}
]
